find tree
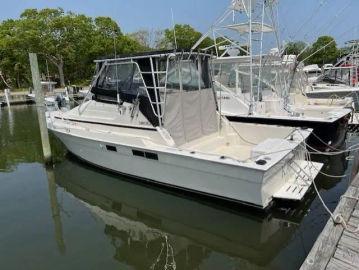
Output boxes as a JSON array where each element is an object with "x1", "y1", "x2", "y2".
[
  {"x1": 283, "y1": 40, "x2": 310, "y2": 62},
  {"x1": 18, "y1": 8, "x2": 100, "y2": 87},
  {"x1": 307, "y1": 36, "x2": 340, "y2": 66},
  {"x1": 128, "y1": 29, "x2": 164, "y2": 50},
  {"x1": 0, "y1": 19, "x2": 32, "y2": 88},
  {"x1": 0, "y1": 8, "x2": 145, "y2": 89},
  {"x1": 285, "y1": 41, "x2": 306, "y2": 55},
  {"x1": 159, "y1": 24, "x2": 213, "y2": 50}
]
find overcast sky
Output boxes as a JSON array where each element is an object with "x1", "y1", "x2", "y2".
[{"x1": 0, "y1": 0, "x2": 357, "y2": 46}]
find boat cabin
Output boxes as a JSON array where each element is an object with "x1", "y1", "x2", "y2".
[{"x1": 91, "y1": 51, "x2": 218, "y2": 145}]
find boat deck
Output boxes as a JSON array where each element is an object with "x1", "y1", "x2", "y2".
[{"x1": 300, "y1": 175, "x2": 359, "y2": 270}]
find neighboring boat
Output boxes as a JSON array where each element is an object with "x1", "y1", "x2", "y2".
[
  {"x1": 47, "y1": 51, "x2": 322, "y2": 209},
  {"x1": 305, "y1": 42, "x2": 359, "y2": 111},
  {"x1": 303, "y1": 64, "x2": 322, "y2": 84},
  {"x1": 28, "y1": 81, "x2": 69, "y2": 107},
  {"x1": 212, "y1": 56, "x2": 352, "y2": 150},
  {"x1": 192, "y1": 0, "x2": 352, "y2": 151}
]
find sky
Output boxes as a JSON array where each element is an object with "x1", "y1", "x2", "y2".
[{"x1": 0, "y1": 0, "x2": 358, "y2": 47}]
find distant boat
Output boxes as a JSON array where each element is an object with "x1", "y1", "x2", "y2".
[
  {"x1": 47, "y1": 51, "x2": 322, "y2": 209},
  {"x1": 305, "y1": 42, "x2": 359, "y2": 112},
  {"x1": 303, "y1": 64, "x2": 322, "y2": 84},
  {"x1": 27, "y1": 81, "x2": 69, "y2": 107}
]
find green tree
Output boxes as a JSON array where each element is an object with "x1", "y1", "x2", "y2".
[
  {"x1": 307, "y1": 36, "x2": 339, "y2": 65},
  {"x1": 0, "y1": 8, "x2": 144, "y2": 89},
  {"x1": 0, "y1": 19, "x2": 32, "y2": 88},
  {"x1": 128, "y1": 29, "x2": 164, "y2": 50},
  {"x1": 285, "y1": 41, "x2": 306, "y2": 55},
  {"x1": 159, "y1": 24, "x2": 213, "y2": 50},
  {"x1": 284, "y1": 40, "x2": 311, "y2": 62}
]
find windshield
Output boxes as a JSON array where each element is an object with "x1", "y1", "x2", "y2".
[
  {"x1": 96, "y1": 62, "x2": 146, "y2": 97},
  {"x1": 164, "y1": 60, "x2": 207, "y2": 91}
]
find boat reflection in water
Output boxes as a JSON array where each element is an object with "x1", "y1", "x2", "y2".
[{"x1": 53, "y1": 156, "x2": 312, "y2": 270}]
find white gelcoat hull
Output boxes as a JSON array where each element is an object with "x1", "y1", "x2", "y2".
[{"x1": 53, "y1": 129, "x2": 303, "y2": 209}]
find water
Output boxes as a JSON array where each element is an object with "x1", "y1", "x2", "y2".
[{"x1": 0, "y1": 105, "x2": 358, "y2": 270}]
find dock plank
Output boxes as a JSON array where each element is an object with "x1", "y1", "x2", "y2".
[
  {"x1": 348, "y1": 215, "x2": 359, "y2": 228},
  {"x1": 326, "y1": 257, "x2": 358, "y2": 270},
  {"x1": 352, "y1": 209, "x2": 359, "y2": 218},
  {"x1": 338, "y1": 234, "x2": 359, "y2": 251},
  {"x1": 334, "y1": 246, "x2": 359, "y2": 267},
  {"x1": 343, "y1": 229, "x2": 359, "y2": 241},
  {"x1": 300, "y1": 175, "x2": 359, "y2": 270}
]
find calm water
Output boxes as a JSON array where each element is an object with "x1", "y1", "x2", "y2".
[{"x1": 0, "y1": 105, "x2": 358, "y2": 270}]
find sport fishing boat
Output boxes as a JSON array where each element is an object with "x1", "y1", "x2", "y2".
[
  {"x1": 47, "y1": 51, "x2": 322, "y2": 209},
  {"x1": 192, "y1": 0, "x2": 352, "y2": 151}
]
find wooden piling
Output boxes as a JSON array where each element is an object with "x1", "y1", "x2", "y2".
[
  {"x1": 4, "y1": 88, "x2": 10, "y2": 107},
  {"x1": 29, "y1": 53, "x2": 52, "y2": 163}
]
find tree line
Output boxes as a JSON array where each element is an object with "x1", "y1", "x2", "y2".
[
  {"x1": 0, "y1": 8, "x2": 215, "y2": 90},
  {"x1": 0, "y1": 8, "x2": 349, "y2": 90},
  {"x1": 284, "y1": 36, "x2": 349, "y2": 66}
]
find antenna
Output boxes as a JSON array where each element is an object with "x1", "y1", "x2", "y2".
[
  {"x1": 112, "y1": 25, "x2": 121, "y2": 107},
  {"x1": 171, "y1": 8, "x2": 178, "y2": 50},
  {"x1": 113, "y1": 25, "x2": 118, "y2": 59}
]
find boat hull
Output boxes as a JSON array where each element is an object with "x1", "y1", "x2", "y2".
[
  {"x1": 51, "y1": 129, "x2": 306, "y2": 209},
  {"x1": 226, "y1": 115, "x2": 349, "y2": 151}
]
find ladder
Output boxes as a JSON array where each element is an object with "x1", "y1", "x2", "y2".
[{"x1": 137, "y1": 56, "x2": 170, "y2": 127}]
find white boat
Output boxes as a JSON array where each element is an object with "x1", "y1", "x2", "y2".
[
  {"x1": 303, "y1": 64, "x2": 322, "y2": 84},
  {"x1": 47, "y1": 51, "x2": 322, "y2": 209},
  {"x1": 27, "y1": 81, "x2": 69, "y2": 107},
  {"x1": 192, "y1": 0, "x2": 352, "y2": 151}
]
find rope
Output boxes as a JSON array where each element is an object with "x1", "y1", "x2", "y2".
[{"x1": 297, "y1": 131, "x2": 359, "y2": 234}]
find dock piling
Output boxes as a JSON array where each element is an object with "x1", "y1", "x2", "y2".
[
  {"x1": 29, "y1": 53, "x2": 52, "y2": 164},
  {"x1": 4, "y1": 88, "x2": 11, "y2": 107}
]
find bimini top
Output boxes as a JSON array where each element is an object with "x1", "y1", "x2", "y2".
[{"x1": 94, "y1": 50, "x2": 210, "y2": 63}]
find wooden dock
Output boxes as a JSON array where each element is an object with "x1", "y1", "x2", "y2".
[
  {"x1": 300, "y1": 175, "x2": 359, "y2": 270},
  {"x1": 0, "y1": 87, "x2": 86, "y2": 107},
  {"x1": 0, "y1": 91, "x2": 34, "y2": 106}
]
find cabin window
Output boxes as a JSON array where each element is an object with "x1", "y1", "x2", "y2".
[
  {"x1": 96, "y1": 62, "x2": 146, "y2": 98},
  {"x1": 132, "y1": 149, "x2": 158, "y2": 161},
  {"x1": 132, "y1": 150, "x2": 145, "y2": 157},
  {"x1": 145, "y1": 152, "x2": 158, "y2": 160},
  {"x1": 106, "y1": 145, "x2": 117, "y2": 152}
]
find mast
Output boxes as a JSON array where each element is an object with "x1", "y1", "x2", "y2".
[
  {"x1": 248, "y1": 0, "x2": 254, "y2": 115},
  {"x1": 257, "y1": 0, "x2": 266, "y2": 103}
]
